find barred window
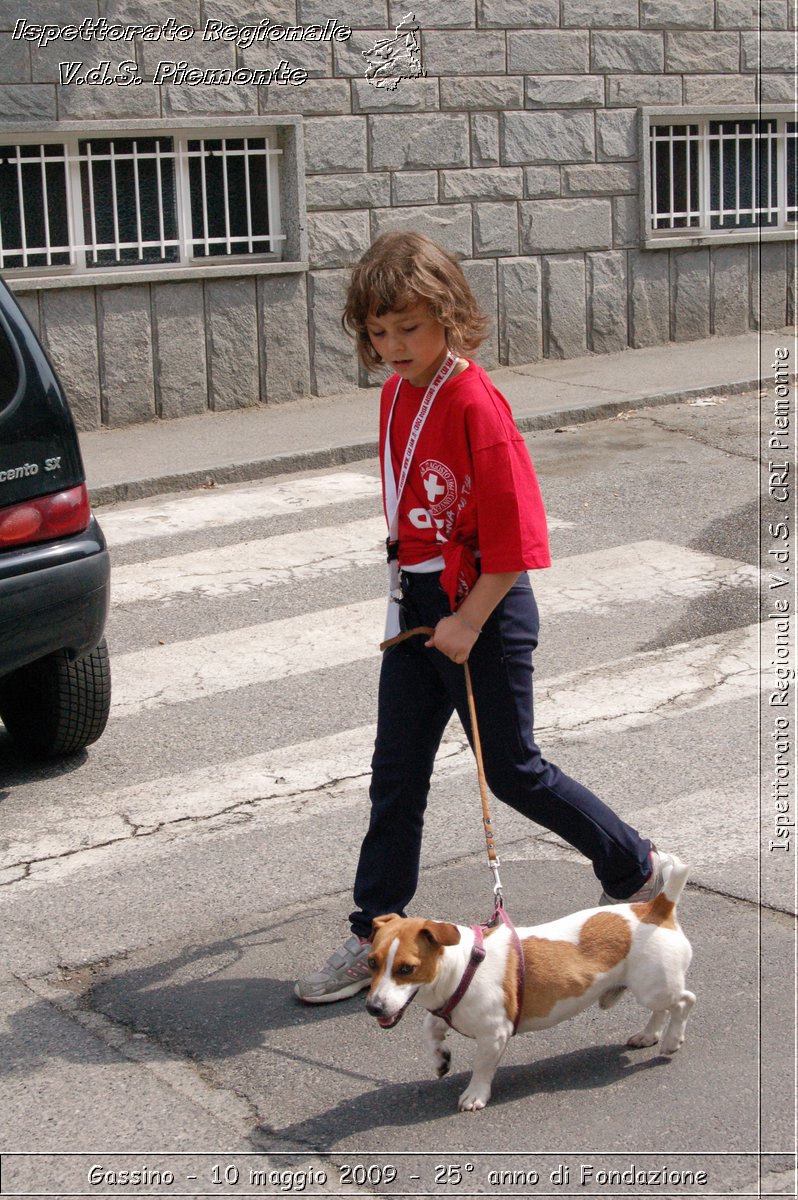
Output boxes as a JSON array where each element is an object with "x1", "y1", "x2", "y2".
[
  {"x1": 0, "y1": 144, "x2": 71, "y2": 270},
  {"x1": 708, "y1": 119, "x2": 778, "y2": 230},
  {"x1": 650, "y1": 124, "x2": 701, "y2": 231},
  {"x1": 186, "y1": 138, "x2": 275, "y2": 259},
  {"x1": 78, "y1": 136, "x2": 179, "y2": 268},
  {"x1": 646, "y1": 112, "x2": 795, "y2": 246},
  {"x1": 0, "y1": 127, "x2": 285, "y2": 275},
  {"x1": 787, "y1": 121, "x2": 797, "y2": 222}
]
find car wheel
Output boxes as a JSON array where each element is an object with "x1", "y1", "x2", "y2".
[{"x1": 0, "y1": 638, "x2": 111, "y2": 757}]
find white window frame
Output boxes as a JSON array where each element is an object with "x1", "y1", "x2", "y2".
[
  {"x1": 0, "y1": 116, "x2": 307, "y2": 289},
  {"x1": 642, "y1": 105, "x2": 795, "y2": 250}
]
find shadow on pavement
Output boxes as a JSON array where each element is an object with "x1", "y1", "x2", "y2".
[{"x1": 251, "y1": 1042, "x2": 671, "y2": 1151}]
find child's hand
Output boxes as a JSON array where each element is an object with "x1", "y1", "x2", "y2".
[{"x1": 425, "y1": 614, "x2": 480, "y2": 664}]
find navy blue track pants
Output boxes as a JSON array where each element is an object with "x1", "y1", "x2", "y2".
[{"x1": 349, "y1": 570, "x2": 651, "y2": 937}]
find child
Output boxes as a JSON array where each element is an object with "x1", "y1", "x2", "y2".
[{"x1": 294, "y1": 231, "x2": 672, "y2": 1004}]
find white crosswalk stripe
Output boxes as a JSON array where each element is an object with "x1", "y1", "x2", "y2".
[
  {"x1": 111, "y1": 518, "x2": 386, "y2": 603},
  {"x1": 111, "y1": 526, "x2": 757, "y2": 607},
  {"x1": 99, "y1": 472, "x2": 382, "y2": 546},
  {"x1": 112, "y1": 597, "x2": 382, "y2": 715}
]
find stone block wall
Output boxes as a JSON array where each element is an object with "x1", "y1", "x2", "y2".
[{"x1": 1, "y1": 0, "x2": 794, "y2": 427}]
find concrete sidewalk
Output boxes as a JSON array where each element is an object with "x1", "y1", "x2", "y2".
[{"x1": 79, "y1": 328, "x2": 783, "y2": 505}]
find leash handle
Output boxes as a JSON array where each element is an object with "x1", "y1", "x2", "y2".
[{"x1": 379, "y1": 624, "x2": 434, "y2": 652}]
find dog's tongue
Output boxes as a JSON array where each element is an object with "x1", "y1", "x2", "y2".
[{"x1": 373, "y1": 987, "x2": 418, "y2": 1029}]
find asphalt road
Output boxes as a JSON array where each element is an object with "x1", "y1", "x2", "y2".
[{"x1": 0, "y1": 394, "x2": 795, "y2": 1198}]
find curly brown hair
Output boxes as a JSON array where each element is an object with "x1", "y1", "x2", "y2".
[{"x1": 342, "y1": 231, "x2": 489, "y2": 371}]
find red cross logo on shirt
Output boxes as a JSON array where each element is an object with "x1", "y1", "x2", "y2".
[
  {"x1": 424, "y1": 473, "x2": 447, "y2": 505},
  {"x1": 419, "y1": 459, "x2": 457, "y2": 516}
]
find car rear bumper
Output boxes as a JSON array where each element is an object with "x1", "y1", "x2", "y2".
[{"x1": 0, "y1": 516, "x2": 110, "y2": 677}]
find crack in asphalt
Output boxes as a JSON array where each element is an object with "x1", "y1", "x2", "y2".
[
  {"x1": 0, "y1": 737, "x2": 473, "y2": 882},
  {"x1": 638, "y1": 414, "x2": 760, "y2": 463},
  {"x1": 19, "y1": 970, "x2": 263, "y2": 1141},
  {"x1": 538, "y1": 650, "x2": 756, "y2": 736},
  {"x1": 0, "y1": 770, "x2": 375, "y2": 883}
]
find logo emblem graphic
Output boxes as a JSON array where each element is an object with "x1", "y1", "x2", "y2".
[
  {"x1": 419, "y1": 459, "x2": 456, "y2": 516},
  {"x1": 363, "y1": 11, "x2": 425, "y2": 91}
]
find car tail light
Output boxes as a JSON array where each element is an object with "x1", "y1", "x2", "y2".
[{"x1": 0, "y1": 483, "x2": 91, "y2": 550}]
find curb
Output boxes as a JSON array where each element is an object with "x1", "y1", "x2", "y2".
[
  {"x1": 511, "y1": 378, "x2": 760, "y2": 436},
  {"x1": 87, "y1": 438, "x2": 381, "y2": 507},
  {"x1": 86, "y1": 377, "x2": 761, "y2": 507}
]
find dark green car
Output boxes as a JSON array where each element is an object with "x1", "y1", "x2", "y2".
[{"x1": 0, "y1": 277, "x2": 110, "y2": 758}]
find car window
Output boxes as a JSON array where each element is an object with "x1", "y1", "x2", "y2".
[{"x1": 0, "y1": 319, "x2": 20, "y2": 406}]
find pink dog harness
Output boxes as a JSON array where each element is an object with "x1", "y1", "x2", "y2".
[{"x1": 432, "y1": 907, "x2": 525, "y2": 1036}]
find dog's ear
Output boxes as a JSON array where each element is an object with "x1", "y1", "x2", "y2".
[
  {"x1": 420, "y1": 921, "x2": 461, "y2": 947},
  {"x1": 371, "y1": 914, "x2": 401, "y2": 936}
]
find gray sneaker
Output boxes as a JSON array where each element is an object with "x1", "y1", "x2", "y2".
[
  {"x1": 599, "y1": 849, "x2": 673, "y2": 906},
  {"x1": 294, "y1": 934, "x2": 372, "y2": 1004}
]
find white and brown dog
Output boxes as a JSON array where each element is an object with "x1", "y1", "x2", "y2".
[{"x1": 365, "y1": 856, "x2": 695, "y2": 1111}]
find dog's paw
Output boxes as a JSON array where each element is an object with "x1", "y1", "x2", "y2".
[
  {"x1": 458, "y1": 1087, "x2": 490, "y2": 1112},
  {"x1": 626, "y1": 1031, "x2": 660, "y2": 1048},
  {"x1": 660, "y1": 1032, "x2": 684, "y2": 1055},
  {"x1": 435, "y1": 1048, "x2": 451, "y2": 1078}
]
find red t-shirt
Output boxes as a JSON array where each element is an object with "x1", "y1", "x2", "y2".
[{"x1": 380, "y1": 361, "x2": 550, "y2": 591}]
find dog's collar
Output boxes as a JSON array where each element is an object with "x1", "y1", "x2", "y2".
[
  {"x1": 431, "y1": 909, "x2": 525, "y2": 1035},
  {"x1": 431, "y1": 924, "x2": 486, "y2": 1027}
]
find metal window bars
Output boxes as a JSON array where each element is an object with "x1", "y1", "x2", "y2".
[
  {"x1": 708, "y1": 119, "x2": 778, "y2": 228},
  {"x1": 78, "y1": 137, "x2": 181, "y2": 266},
  {"x1": 786, "y1": 122, "x2": 797, "y2": 222},
  {"x1": 650, "y1": 123, "x2": 701, "y2": 230},
  {"x1": 0, "y1": 144, "x2": 71, "y2": 269},
  {"x1": 183, "y1": 137, "x2": 281, "y2": 258},
  {"x1": 0, "y1": 132, "x2": 285, "y2": 272},
  {"x1": 649, "y1": 117, "x2": 791, "y2": 238}
]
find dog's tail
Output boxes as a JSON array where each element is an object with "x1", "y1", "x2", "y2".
[
  {"x1": 638, "y1": 855, "x2": 690, "y2": 926},
  {"x1": 662, "y1": 854, "x2": 690, "y2": 906}
]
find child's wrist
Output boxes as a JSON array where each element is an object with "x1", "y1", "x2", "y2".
[{"x1": 455, "y1": 611, "x2": 482, "y2": 637}]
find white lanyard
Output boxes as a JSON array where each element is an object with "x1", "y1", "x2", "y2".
[{"x1": 382, "y1": 351, "x2": 458, "y2": 640}]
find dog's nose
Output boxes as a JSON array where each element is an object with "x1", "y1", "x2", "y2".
[{"x1": 365, "y1": 997, "x2": 384, "y2": 1017}]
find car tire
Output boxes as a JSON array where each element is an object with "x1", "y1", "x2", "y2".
[{"x1": 0, "y1": 638, "x2": 111, "y2": 757}]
